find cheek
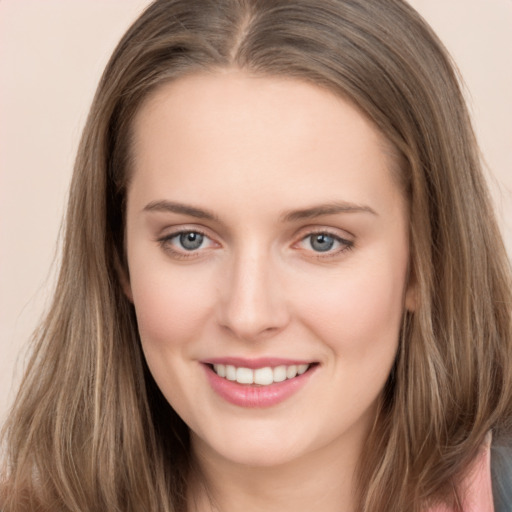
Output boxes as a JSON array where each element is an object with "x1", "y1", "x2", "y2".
[
  {"x1": 295, "y1": 256, "x2": 407, "y2": 357},
  {"x1": 129, "y1": 262, "x2": 216, "y2": 349},
  {"x1": 128, "y1": 262, "x2": 218, "y2": 416}
]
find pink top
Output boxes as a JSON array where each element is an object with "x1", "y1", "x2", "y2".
[{"x1": 427, "y1": 433, "x2": 494, "y2": 512}]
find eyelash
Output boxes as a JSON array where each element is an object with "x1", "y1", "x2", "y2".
[
  {"x1": 157, "y1": 228, "x2": 354, "y2": 260},
  {"x1": 157, "y1": 228, "x2": 214, "y2": 260},
  {"x1": 297, "y1": 230, "x2": 354, "y2": 258}
]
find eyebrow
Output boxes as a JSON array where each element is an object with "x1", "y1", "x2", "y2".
[
  {"x1": 143, "y1": 200, "x2": 219, "y2": 221},
  {"x1": 280, "y1": 202, "x2": 377, "y2": 222},
  {"x1": 142, "y1": 199, "x2": 377, "y2": 223}
]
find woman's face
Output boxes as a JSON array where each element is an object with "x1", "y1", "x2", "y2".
[{"x1": 125, "y1": 71, "x2": 414, "y2": 468}]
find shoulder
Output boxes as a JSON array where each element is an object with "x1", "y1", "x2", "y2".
[{"x1": 491, "y1": 436, "x2": 512, "y2": 512}]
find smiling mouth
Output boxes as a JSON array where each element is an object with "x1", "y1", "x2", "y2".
[{"x1": 207, "y1": 363, "x2": 316, "y2": 386}]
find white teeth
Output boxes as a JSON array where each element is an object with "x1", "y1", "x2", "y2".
[
  {"x1": 213, "y1": 364, "x2": 226, "y2": 377},
  {"x1": 273, "y1": 365, "x2": 287, "y2": 382},
  {"x1": 286, "y1": 365, "x2": 298, "y2": 379},
  {"x1": 297, "y1": 364, "x2": 308, "y2": 375},
  {"x1": 225, "y1": 365, "x2": 236, "y2": 381},
  {"x1": 236, "y1": 367, "x2": 254, "y2": 384},
  {"x1": 212, "y1": 363, "x2": 311, "y2": 385},
  {"x1": 254, "y1": 367, "x2": 274, "y2": 385}
]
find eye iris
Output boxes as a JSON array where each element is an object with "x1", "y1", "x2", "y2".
[
  {"x1": 179, "y1": 232, "x2": 204, "y2": 250},
  {"x1": 310, "y1": 234, "x2": 335, "y2": 252}
]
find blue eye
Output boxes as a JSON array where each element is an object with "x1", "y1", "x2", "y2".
[
  {"x1": 309, "y1": 233, "x2": 336, "y2": 252},
  {"x1": 158, "y1": 229, "x2": 217, "y2": 260},
  {"x1": 298, "y1": 231, "x2": 353, "y2": 255},
  {"x1": 175, "y1": 231, "x2": 205, "y2": 251}
]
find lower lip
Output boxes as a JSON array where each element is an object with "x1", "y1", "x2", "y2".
[{"x1": 202, "y1": 364, "x2": 316, "y2": 408}]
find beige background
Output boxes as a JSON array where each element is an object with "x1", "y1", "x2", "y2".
[{"x1": 1, "y1": 1, "x2": 511, "y2": 423}]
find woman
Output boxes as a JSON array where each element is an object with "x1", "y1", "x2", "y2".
[{"x1": 1, "y1": 0, "x2": 511, "y2": 510}]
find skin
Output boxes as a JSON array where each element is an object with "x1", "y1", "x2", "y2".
[{"x1": 124, "y1": 70, "x2": 415, "y2": 512}]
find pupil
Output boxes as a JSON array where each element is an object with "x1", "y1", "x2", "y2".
[
  {"x1": 311, "y1": 234, "x2": 334, "y2": 252},
  {"x1": 180, "y1": 232, "x2": 203, "y2": 250}
]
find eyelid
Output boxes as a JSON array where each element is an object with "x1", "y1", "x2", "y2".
[
  {"x1": 155, "y1": 224, "x2": 354, "y2": 260},
  {"x1": 156, "y1": 225, "x2": 220, "y2": 259},
  {"x1": 292, "y1": 226, "x2": 355, "y2": 257}
]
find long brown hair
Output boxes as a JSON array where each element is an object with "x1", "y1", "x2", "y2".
[{"x1": 2, "y1": 1, "x2": 511, "y2": 510}]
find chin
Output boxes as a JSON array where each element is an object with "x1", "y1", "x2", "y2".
[{"x1": 191, "y1": 424, "x2": 314, "y2": 469}]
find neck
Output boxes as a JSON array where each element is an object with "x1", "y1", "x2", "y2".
[{"x1": 187, "y1": 427, "x2": 367, "y2": 512}]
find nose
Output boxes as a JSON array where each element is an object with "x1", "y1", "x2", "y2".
[{"x1": 217, "y1": 246, "x2": 290, "y2": 341}]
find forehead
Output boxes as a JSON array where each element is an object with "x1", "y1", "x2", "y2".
[
  {"x1": 133, "y1": 70, "x2": 393, "y2": 154},
  {"x1": 128, "y1": 70, "x2": 404, "y2": 216}
]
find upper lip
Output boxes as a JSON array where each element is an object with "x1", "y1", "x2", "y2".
[{"x1": 202, "y1": 357, "x2": 316, "y2": 369}]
